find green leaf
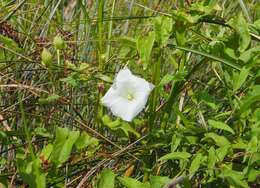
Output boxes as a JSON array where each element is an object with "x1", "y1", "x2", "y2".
[
  {"x1": 96, "y1": 73, "x2": 113, "y2": 83},
  {"x1": 0, "y1": 131, "x2": 7, "y2": 139},
  {"x1": 97, "y1": 169, "x2": 116, "y2": 188},
  {"x1": 60, "y1": 76, "x2": 78, "y2": 87},
  {"x1": 75, "y1": 132, "x2": 99, "y2": 150},
  {"x1": 172, "y1": 10, "x2": 200, "y2": 24},
  {"x1": 0, "y1": 34, "x2": 21, "y2": 51},
  {"x1": 239, "y1": 46, "x2": 260, "y2": 63},
  {"x1": 102, "y1": 116, "x2": 140, "y2": 138},
  {"x1": 247, "y1": 168, "x2": 260, "y2": 182},
  {"x1": 208, "y1": 147, "x2": 217, "y2": 172},
  {"x1": 154, "y1": 16, "x2": 173, "y2": 47},
  {"x1": 228, "y1": 13, "x2": 251, "y2": 52},
  {"x1": 225, "y1": 47, "x2": 238, "y2": 60},
  {"x1": 149, "y1": 176, "x2": 170, "y2": 188},
  {"x1": 136, "y1": 32, "x2": 155, "y2": 70},
  {"x1": 118, "y1": 36, "x2": 136, "y2": 49},
  {"x1": 233, "y1": 67, "x2": 250, "y2": 92},
  {"x1": 175, "y1": 22, "x2": 186, "y2": 46},
  {"x1": 38, "y1": 94, "x2": 60, "y2": 104},
  {"x1": 220, "y1": 167, "x2": 249, "y2": 188},
  {"x1": 253, "y1": 108, "x2": 260, "y2": 122},
  {"x1": 190, "y1": 0, "x2": 220, "y2": 15},
  {"x1": 249, "y1": 19, "x2": 260, "y2": 35},
  {"x1": 189, "y1": 153, "x2": 203, "y2": 176},
  {"x1": 16, "y1": 156, "x2": 46, "y2": 188},
  {"x1": 78, "y1": 63, "x2": 89, "y2": 71},
  {"x1": 159, "y1": 74, "x2": 173, "y2": 86},
  {"x1": 159, "y1": 152, "x2": 191, "y2": 161},
  {"x1": 208, "y1": 120, "x2": 235, "y2": 134},
  {"x1": 39, "y1": 144, "x2": 53, "y2": 161},
  {"x1": 216, "y1": 145, "x2": 231, "y2": 161},
  {"x1": 204, "y1": 132, "x2": 231, "y2": 147},
  {"x1": 197, "y1": 91, "x2": 218, "y2": 110},
  {"x1": 232, "y1": 140, "x2": 247, "y2": 149},
  {"x1": 159, "y1": 71, "x2": 187, "y2": 86},
  {"x1": 240, "y1": 85, "x2": 260, "y2": 113},
  {"x1": 171, "y1": 134, "x2": 181, "y2": 152},
  {"x1": 118, "y1": 177, "x2": 150, "y2": 188},
  {"x1": 246, "y1": 136, "x2": 258, "y2": 154},
  {"x1": 50, "y1": 127, "x2": 79, "y2": 165},
  {"x1": 250, "y1": 152, "x2": 260, "y2": 165},
  {"x1": 34, "y1": 127, "x2": 52, "y2": 138}
]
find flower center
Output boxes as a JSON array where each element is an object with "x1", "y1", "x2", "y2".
[{"x1": 127, "y1": 93, "x2": 134, "y2": 101}]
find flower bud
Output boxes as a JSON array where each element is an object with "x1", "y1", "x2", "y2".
[
  {"x1": 97, "y1": 82, "x2": 105, "y2": 93},
  {"x1": 53, "y1": 35, "x2": 65, "y2": 50},
  {"x1": 41, "y1": 48, "x2": 52, "y2": 66},
  {"x1": 100, "y1": 54, "x2": 106, "y2": 60}
]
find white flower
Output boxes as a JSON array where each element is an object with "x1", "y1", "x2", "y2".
[{"x1": 101, "y1": 68, "x2": 154, "y2": 122}]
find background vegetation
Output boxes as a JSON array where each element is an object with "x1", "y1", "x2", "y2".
[{"x1": 0, "y1": 0, "x2": 259, "y2": 187}]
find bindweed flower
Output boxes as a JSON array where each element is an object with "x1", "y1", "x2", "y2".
[{"x1": 101, "y1": 68, "x2": 154, "y2": 122}]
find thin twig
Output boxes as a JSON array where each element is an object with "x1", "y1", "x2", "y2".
[
  {"x1": 76, "y1": 135, "x2": 147, "y2": 188},
  {"x1": 0, "y1": 84, "x2": 49, "y2": 96}
]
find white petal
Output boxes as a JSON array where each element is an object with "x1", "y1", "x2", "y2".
[
  {"x1": 102, "y1": 94, "x2": 136, "y2": 121},
  {"x1": 115, "y1": 68, "x2": 132, "y2": 82},
  {"x1": 101, "y1": 85, "x2": 136, "y2": 121},
  {"x1": 125, "y1": 99, "x2": 147, "y2": 121},
  {"x1": 102, "y1": 68, "x2": 154, "y2": 122},
  {"x1": 109, "y1": 99, "x2": 137, "y2": 121},
  {"x1": 101, "y1": 87, "x2": 119, "y2": 107},
  {"x1": 116, "y1": 72, "x2": 154, "y2": 94}
]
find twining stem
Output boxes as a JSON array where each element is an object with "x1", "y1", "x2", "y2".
[
  {"x1": 97, "y1": 0, "x2": 105, "y2": 127},
  {"x1": 105, "y1": 0, "x2": 116, "y2": 63},
  {"x1": 167, "y1": 44, "x2": 252, "y2": 75},
  {"x1": 57, "y1": 49, "x2": 60, "y2": 65},
  {"x1": 98, "y1": 0, "x2": 104, "y2": 70},
  {"x1": 149, "y1": 49, "x2": 161, "y2": 130}
]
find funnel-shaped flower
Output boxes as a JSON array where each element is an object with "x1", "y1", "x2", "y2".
[{"x1": 101, "y1": 68, "x2": 154, "y2": 122}]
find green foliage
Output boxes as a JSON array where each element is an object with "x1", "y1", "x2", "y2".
[
  {"x1": 208, "y1": 120, "x2": 235, "y2": 134},
  {"x1": 41, "y1": 48, "x2": 52, "y2": 67},
  {"x1": 232, "y1": 67, "x2": 250, "y2": 92},
  {"x1": 53, "y1": 35, "x2": 65, "y2": 50},
  {"x1": 189, "y1": 153, "x2": 203, "y2": 177},
  {"x1": 102, "y1": 115, "x2": 140, "y2": 138},
  {"x1": 158, "y1": 71, "x2": 187, "y2": 86},
  {"x1": 97, "y1": 169, "x2": 116, "y2": 188},
  {"x1": 16, "y1": 151, "x2": 46, "y2": 188},
  {"x1": 154, "y1": 16, "x2": 173, "y2": 47},
  {"x1": 0, "y1": 0, "x2": 259, "y2": 187},
  {"x1": 159, "y1": 152, "x2": 191, "y2": 161},
  {"x1": 50, "y1": 127, "x2": 79, "y2": 165},
  {"x1": 219, "y1": 167, "x2": 250, "y2": 188},
  {"x1": 204, "y1": 133, "x2": 231, "y2": 147},
  {"x1": 228, "y1": 13, "x2": 251, "y2": 52},
  {"x1": 0, "y1": 34, "x2": 21, "y2": 51},
  {"x1": 38, "y1": 94, "x2": 60, "y2": 104},
  {"x1": 239, "y1": 45, "x2": 260, "y2": 63},
  {"x1": 136, "y1": 31, "x2": 155, "y2": 70},
  {"x1": 118, "y1": 177, "x2": 150, "y2": 188},
  {"x1": 149, "y1": 176, "x2": 170, "y2": 188},
  {"x1": 75, "y1": 132, "x2": 99, "y2": 150}
]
